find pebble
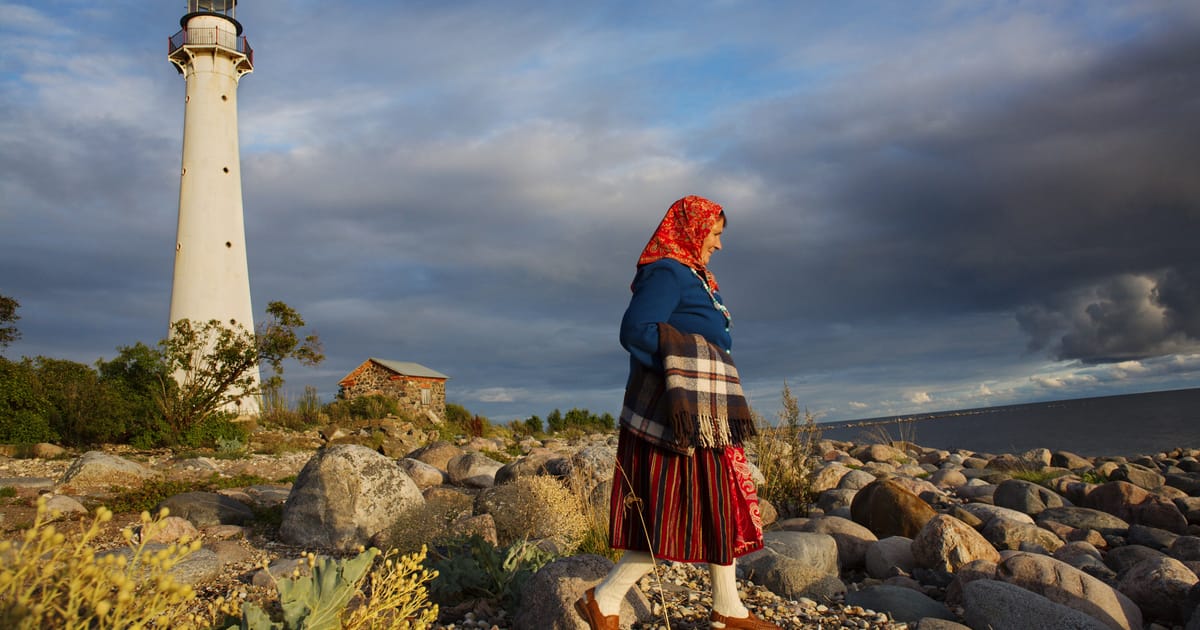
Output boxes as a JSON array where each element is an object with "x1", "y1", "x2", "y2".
[{"x1": 429, "y1": 560, "x2": 915, "y2": 629}]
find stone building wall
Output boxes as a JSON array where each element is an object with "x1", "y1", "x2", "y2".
[{"x1": 339, "y1": 362, "x2": 447, "y2": 418}]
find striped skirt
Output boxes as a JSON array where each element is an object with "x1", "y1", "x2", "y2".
[{"x1": 608, "y1": 427, "x2": 764, "y2": 564}]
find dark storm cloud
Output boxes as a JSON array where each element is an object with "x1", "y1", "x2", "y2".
[{"x1": 714, "y1": 13, "x2": 1200, "y2": 366}]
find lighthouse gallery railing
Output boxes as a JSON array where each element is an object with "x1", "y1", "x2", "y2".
[{"x1": 168, "y1": 28, "x2": 254, "y2": 66}]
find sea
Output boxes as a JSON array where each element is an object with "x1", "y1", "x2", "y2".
[{"x1": 816, "y1": 387, "x2": 1200, "y2": 458}]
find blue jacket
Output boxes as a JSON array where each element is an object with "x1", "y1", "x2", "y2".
[{"x1": 619, "y1": 258, "x2": 732, "y2": 371}]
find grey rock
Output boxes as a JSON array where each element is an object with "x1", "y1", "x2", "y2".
[
  {"x1": 58, "y1": 451, "x2": 158, "y2": 489},
  {"x1": 100, "y1": 544, "x2": 221, "y2": 586},
  {"x1": 912, "y1": 514, "x2": 1001, "y2": 573},
  {"x1": 568, "y1": 444, "x2": 617, "y2": 492},
  {"x1": 993, "y1": 478, "x2": 1071, "y2": 515},
  {"x1": 866, "y1": 536, "x2": 916, "y2": 579},
  {"x1": 1037, "y1": 506, "x2": 1131, "y2": 537},
  {"x1": 1168, "y1": 535, "x2": 1200, "y2": 562},
  {"x1": 42, "y1": 494, "x2": 87, "y2": 517},
  {"x1": 1111, "y1": 462, "x2": 1165, "y2": 490},
  {"x1": 405, "y1": 441, "x2": 465, "y2": 471},
  {"x1": 280, "y1": 444, "x2": 424, "y2": 551},
  {"x1": 837, "y1": 468, "x2": 878, "y2": 491},
  {"x1": 962, "y1": 580, "x2": 1112, "y2": 630},
  {"x1": 1054, "y1": 541, "x2": 1116, "y2": 581},
  {"x1": 0, "y1": 477, "x2": 54, "y2": 491},
  {"x1": 158, "y1": 491, "x2": 255, "y2": 527},
  {"x1": 1116, "y1": 556, "x2": 1198, "y2": 625},
  {"x1": 928, "y1": 468, "x2": 968, "y2": 489},
  {"x1": 844, "y1": 584, "x2": 954, "y2": 623},
  {"x1": 997, "y1": 552, "x2": 1143, "y2": 630},
  {"x1": 398, "y1": 457, "x2": 447, "y2": 488},
  {"x1": 1053, "y1": 451, "x2": 1095, "y2": 470},
  {"x1": 982, "y1": 516, "x2": 1065, "y2": 553},
  {"x1": 446, "y1": 452, "x2": 504, "y2": 488},
  {"x1": 494, "y1": 450, "x2": 557, "y2": 485},
  {"x1": 817, "y1": 488, "x2": 858, "y2": 513},
  {"x1": 1104, "y1": 544, "x2": 1167, "y2": 575},
  {"x1": 798, "y1": 515, "x2": 878, "y2": 570},
  {"x1": 511, "y1": 554, "x2": 652, "y2": 630},
  {"x1": 956, "y1": 502, "x2": 1034, "y2": 527},
  {"x1": 1127, "y1": 523, "x2": 1179, "y2": 550},
  {"x1": 739, "y1": 531, "x2": 843, "y2": 601}
]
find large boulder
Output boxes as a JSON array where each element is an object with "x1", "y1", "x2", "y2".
[
  {"x1": 962, "y1": 580, "x2": 1112, "y2": 630},
  {"x1": 993, "y1": 478, "x2": 1071, "y2": 515},
  {"x1": 1110, "y1": 463, "x2": 1165, "y2": 491},
  {"x1": 955, "y1": 502, "x2": 1035, "y2": 527},
  {"x1": 866, "y1": 536, "x2": 916, "y2": 579},
  {"x1": 844, "y1": 584, "x2": 954, "y2": 623},
  {"x1": 1084, "y1": 481, "x2": 1187, "y2": 533},
  {"x1": 405, "y1": 441, "x2": 465, "y2": 471},
  {"x1": 57, "y1": 451, "x2": 159, "y2": 490},
  {"x1": 798, "y1": 515, "x2": 877, "y2": 570},
  {"x1": 851, "y1": 479, "x2": 937, "y2": 539},
  {"x1": 1115, "y1": 556, "x2": 1198, "y2": 625},
  {"x1": 1036, "y1": 506, "x2": 1130, "y2": 537},
  {"x1": 981, "y1": 516, "x2": 1065, "y2": 553},
  {"x1": 997, "y1": 552, "x2": 1143, "y2": 630},
  {"x1": 511, "y1": 554, "x2": 652, "y2": 630},
  {"x1": 809, "y1": 462, "x2": 853, "y2": 493},
  {"x1": 280, "y1": 445, "x2": 424, "y2": 551},
  {"x1": 912, "y1": 514, "x2": 1000, "y2": 573},
  {"x1": 156, "y1": 491, "x2": 255, "y2": 527},
  {"x1": 446, "y1": 452, "x2": 504, "y2": 488},
  {"x1": 739, "y1": 531, "x2": 844, "y2": 602},
  {"x1": 397, "y1": 457, "x2": 447, "y2": 489}
]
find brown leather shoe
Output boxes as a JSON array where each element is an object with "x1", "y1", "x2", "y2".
[
  {"x1": 574, "y1": 587, "x2": 619, "y2": 630},
  {"x1": 710, "y1": 609, "x2": 782, "y2": 630}
]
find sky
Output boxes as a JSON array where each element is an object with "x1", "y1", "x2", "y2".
[{"x1": 2, "y1": 1, "x2": 1199, "y2": 425}]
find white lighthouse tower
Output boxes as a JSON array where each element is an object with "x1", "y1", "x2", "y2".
[{"x1": 167, "y1": 0, "x2": 259, "y2": 413}]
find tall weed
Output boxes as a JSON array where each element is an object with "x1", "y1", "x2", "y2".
[{"x1": 753, "y1": 382, "x2": 822, "y2": 518}]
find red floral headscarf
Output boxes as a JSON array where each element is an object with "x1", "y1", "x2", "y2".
[{"x1": 636, "y1": 195, "x2": 725, "y2": 290}]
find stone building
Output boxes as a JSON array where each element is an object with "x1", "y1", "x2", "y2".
[{"x1": 337, "y1": 358, "x2": 449, "y2": 418}]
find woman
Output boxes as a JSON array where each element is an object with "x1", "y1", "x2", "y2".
[{"x1": 575, "y1": 196, "x2": 780, "y2": 630}]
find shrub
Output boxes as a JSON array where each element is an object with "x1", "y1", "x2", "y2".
[
  {"x1": 427, "y1": 536, "x2": 554, "y2": 611},
  {"x1": 444, "y1": 403, "x2": 471, "y2": 425},
  {"x1": 28, "y1": 357, "x2": 128, "y2": 445},
  {"x1": 0, "y1": 358, "x2": 53, "y2": 444},
  {"x1": 753, "y1": 382, "x2": 822, "y2": 518},
  {"x1": 180, "y1": 413, "x2": 249, "y2": 449},
  {"x1": 487, "y1": 476, "x2": 588, "y2": 552},
  {"x1": 233, "y1": 547, "x2": 438, "y2": 630},
  {"x1": 0, "y1": 499, "x2": 203, "y2": 629},
  {"x1": 378, "y1": 492, "x2": 474, "y2": 556}
]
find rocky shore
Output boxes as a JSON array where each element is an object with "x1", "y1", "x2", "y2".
[{"x1": 3, "y1": 427, "x2": 1200, "y2": 629}]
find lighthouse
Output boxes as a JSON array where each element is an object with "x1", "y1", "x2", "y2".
[{"x1": 167, "y1": 0, "x2": 259, "y2": 413}]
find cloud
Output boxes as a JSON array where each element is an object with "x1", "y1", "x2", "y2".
[
  {"x1": 1017, "y1": 270, "x2": 1200, "y2": 363},
  {"x1": 906, "y1": 392, "x2": 933, "y2": 405}
]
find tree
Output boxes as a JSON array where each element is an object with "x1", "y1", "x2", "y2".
[
  {"x1": 0, "y1": 295, "x2": 19, "y2": 350},
  {"x1": 158, "y1": 301, "x2": 323, "y2": 434}
]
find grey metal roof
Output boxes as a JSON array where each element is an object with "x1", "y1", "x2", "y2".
[{"x1": 369, "y1": 358, "x2": 449, "y2": 380}]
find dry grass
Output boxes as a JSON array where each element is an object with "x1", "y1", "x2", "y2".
[{"x1": 489, "y1": 476, "x2": 589, "y2": 551}]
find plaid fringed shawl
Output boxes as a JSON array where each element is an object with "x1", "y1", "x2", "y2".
[{"x1": 619, "y1": 323, "x2": 756, "y2": 454}]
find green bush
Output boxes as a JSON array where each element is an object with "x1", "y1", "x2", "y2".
[
  {"x1": 546, "y1": 407, "x2": 614, "y2": 434},
  {"x1": 0, "y1": 358, "x2": 52, "y2": 443},
  {"x1": 0, "y1": 409, "x2": 57, "y2": 444},
  {"x1": 427, "y1": 536, "x2": 554, "y2": 610},
  {"x1": 325, "y1": 394, "x2": 399, "y2": 422},
  {"x1": 30, "y1": 356, "x2": 129, "y2": 445},
  {"x1": 180, "y1": 413, "x2": 249, "y2": 449}
]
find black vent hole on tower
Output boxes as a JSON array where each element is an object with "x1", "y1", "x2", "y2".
[
  {"x1": 225, "y1": 241, "x2": 232, "y2": 248},
  {"x1": 223, "y1": 167, "x2": 229, "y2": 173},
  {"x1": 221, "y1": 94, "x2": 228, "y2": 101}
]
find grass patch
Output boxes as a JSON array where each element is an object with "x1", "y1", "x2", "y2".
[
  {"x1": 752, "y1": 382, "x2": 822, "y2": 518},
  {"x1": 107, "y1": 473, "x2": 275, "y2": 513}
]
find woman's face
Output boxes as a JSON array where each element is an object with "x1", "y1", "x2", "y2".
[{"x1": 699, "y1": 217, "x2": 724, "y2": 266}]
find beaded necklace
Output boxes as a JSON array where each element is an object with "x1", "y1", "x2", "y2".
[{"x1": 690, "y1": 268, "x2": 732, "y2": 327}]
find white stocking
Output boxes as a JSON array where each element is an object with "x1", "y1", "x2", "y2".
[
  {"x1": 709, "y1": 561, "x2": 749, "y2": 618},
  {"x1": 593, "y1": 551, "x2": 655, "y2": 615}
]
